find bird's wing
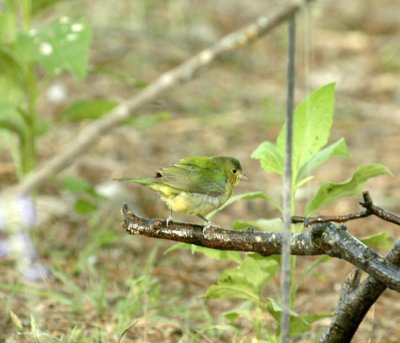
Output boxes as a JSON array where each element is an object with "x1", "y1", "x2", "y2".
[{"x1": 155, "y1": 161, "x2": 227, "y2": 196}]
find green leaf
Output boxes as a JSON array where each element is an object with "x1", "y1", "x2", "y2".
[
  {"x1": 0, "y1": 6, "x2": 15, "y2": 43},
  {"x1": 206, "y1": 279, "x2": 261, "y2": 302},
  {"x1": 124, "y1": 111, "x2": 171, "y2": 129},
  {"x1": 0, "y1": 75, "x2": 24, "y2": 103},
  {"x1": 224, "y1": 311, "x2": 240, "y2": 322},
  {"x1": 209, "y1": 191, "x2": 281, "y2": 219},
  {"x1": 32, "y1": 0, "x2": 67, "y2": 16},
  {"x1": 164, "y1": 243, "x2": 189, "y2": 255},
  {"x1": 62, "y1": 176, "x2": 104, "y2": 215},
  {"x1": 169, "y1": 244, "x2": 241, "y2": 262},
  {"x1": 305, "y1": 164, "x2": 392, "y2": 215},
  {"x1": 164, "y1": 243, "x2": 242, "y2": 263},
  {"x1": 302, "y1": 312, "x2": 332, "y2": 325},
  {"x1": 0, "y1": 46, "x2": 23, "y2": 86},
  {"x1": 295, "y1": 175, "x2": 314, "y2": 189},
  {"x1": 277, "y1": 83, "x2": 336, "y2": 174},
  {"x1": 61, "y1": 176, "x2": 101, "y2": 199},
  {"x1": 223, "y1": 301, "x2": 254, "y2": 323},
  {"x1": 297, "y1": 138, "x2": 350, "y2": 185},
  {"x1": 360, "y1": 232, "x2": 393, "y2": 249},
  {"x1": 74, "y1": 198, "x2": 97, "y2": 215},
  {"x1": 241, "y1": 254, "x2": 278, "y2": 291},
  {"x1": 34, "y1": 119, "x2": 50, "y2": 137},
  {"x1": 266, "y1": 298, "x2": 309, "y2": 335},
  {"x1": 0, "y1": 102, "x2": 26, "y2": 137},
  {"x1": 205, "y1": 254, "x2": 278, "y2": 302},
  {"x1": 251, "y1": 141, "x2": 284, "y2": 175},
  {"x1": 62, "y1": 176, "x2": 93, "y2": 193},
  {"x1": 265, "y1": 298, "x2": 330, "y2": 336},
  {"x1": 16, "y1": 17, "x2": 91, "y2": 79},
  {"x1": 192, "y1": 246, "x2": 242, "y2": 263},
  {"x1": 62, "y1": 99, "x2": 118, "y2": 121}
]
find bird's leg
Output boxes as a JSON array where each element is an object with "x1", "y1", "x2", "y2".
[
  {"x1": 198, "y1": 215, "x2": 213, "y2": 235},
  {"x1": 166, "y1": 209, "x2": 173, "y2": 227}
]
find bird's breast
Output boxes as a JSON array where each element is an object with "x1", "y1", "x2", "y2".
[{"x1": 161, "y1": 191, "x2": 228, "y2": 216}]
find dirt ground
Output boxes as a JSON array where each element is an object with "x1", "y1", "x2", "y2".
[{"x1": 1, "y1": 0, "x2": 400, "y2": 342}]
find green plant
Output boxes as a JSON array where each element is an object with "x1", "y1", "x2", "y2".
[
  {"x1": 0, "y1": 0, "x2": 91, "y2": 177},
  {"x1": 0, "y1": 1, "x2": 170, "y2": 183},
  {"x1": 178, "y1": 83, "x2": 391, "y2": 340},
  {"x1": 61, "y1": 176, "x2": 106, "y2": 215}
]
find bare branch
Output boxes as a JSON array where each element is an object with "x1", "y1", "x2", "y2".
[
  {"x1": 291, "y1": 211, "x2": 369, "y2": 225},
  {"x1": 311, "y1": 223, "x2": 400, "y2": 292},
  {"x1": 292, "y1": 191, "x2": 400, "y2": 226},
  {"x1": 121, "y1": 204, "x2": 400, "y2": 292},
  {"x1": 121, "y1": 204, "x2": 323, "y2": 256},
  {"x1": 359, "y1": 191, "x2": 400, "y2": 226},
  {"x1": 9, "y1": 0, "x2": 314, "y2": 196},
  {"x1": 319, "y1": 240, "x2": 400, "y2": 342}
]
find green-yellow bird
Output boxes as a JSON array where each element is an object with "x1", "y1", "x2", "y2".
[{"x1": 117, "y1": 156, "x2": 247, "y2": 226}]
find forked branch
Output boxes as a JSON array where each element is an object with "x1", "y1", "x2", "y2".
[
  {"x1": 292, "y1": 191, "x2": 400, "y2": 226},
  {"x1": 121, "y1": 202, "x2": 400, "y2": 292},
  {"x1": 122, "y1": 192, "x2": 400, "y2": 340},
  {"x1": 320, "y1": 240, "x2": 400, "y2": 342}
]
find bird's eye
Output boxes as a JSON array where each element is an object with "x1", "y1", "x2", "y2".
[{"x1": 231, "y1": 169, "x2": 238, "y2": 174}]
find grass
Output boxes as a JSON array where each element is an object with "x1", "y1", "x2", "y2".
[
  {"x1": 1, "y1": 1, "x2": 400, "y2": 342},
  {"x1": 0, "y1": 211, "x2": 241, "y2": 342}
]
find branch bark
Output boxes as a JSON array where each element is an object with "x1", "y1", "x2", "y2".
[
  {"x1": 9, "y1": 0, "x2": 314, "y2": 196},
  {"x1": 311, "y1": 223, "x2": 400, "y2": 292},
  {"x1": 121, "y1": 204, "x2": 324, "y2": 256},
  {"x1": 292, "y1": 191, "x2": 400, "y2": 226},
  {"x1": 121, "y1": 204, "x2": 400, "y2": 292},
  {"x1": 319, "y1": 240, "x2": 400, "y2": 342}
]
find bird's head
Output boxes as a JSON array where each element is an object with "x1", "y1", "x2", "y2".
[{"x1": 213, "y1": 156, "x2": 248, "y2": 187}]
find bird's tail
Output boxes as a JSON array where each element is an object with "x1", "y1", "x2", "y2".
[
  {"x1": 114, "y1": 177, "x2": 177, "y2": 196},
  {"x1": 113, "y1": 177, "x2": 154, "y2": 186}
]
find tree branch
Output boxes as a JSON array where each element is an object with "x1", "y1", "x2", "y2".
[
  {"x1": 360, "y1": 191, "x2": 400, "y2": 226},
  {"x1": 8, "y1": 0, "x2": 314, "y2": 196},
  {"x1": 311, "y1": 223, "x2": 400, "y2": 292},
  {"x1": 121, "y1": 204, "x2": 324, "y2": 256},
  {"x1": 292, "y1": 191, "x2": 400, "y2": 226},
  {"x1": 121, "y1": 204, "x2": 400, "y2": 292},
  {"x1": 319, "y1": 240, "x2": 400, "y2": 342}
]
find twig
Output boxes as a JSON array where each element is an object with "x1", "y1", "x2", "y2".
[
  {"x1": 8, "y1": 0, "x2": 314, "y2": 196},
  {"x1": 291, "y1": 211, "x2": 370, "y2": 225},
  {"x1": 291, "y1": 192, "x2": 372, "y2": 225},
  {"x1": 360, "y1": 191, "x2": 400, "y2": 226},
  {"x1": 292, "y1": 191, "x2": 400, "y2": 226},
  {"x1": 121, "y1": 204, "x2": 400, "y2": 292},
  {"x1": 319, "y1": 240, "x2": 400, "y2": 342}
]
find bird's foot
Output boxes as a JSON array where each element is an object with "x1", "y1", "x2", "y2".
[
  {"x1": 166, "y1": 210, "x2": 173, "y2": 227},
  {"x1": 202, "y1": 220, "x2": 219, "y2": 235}
]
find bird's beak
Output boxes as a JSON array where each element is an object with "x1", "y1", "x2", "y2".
[{"x1": 241, "y1": 173, "x2": 249, "y2": 181}]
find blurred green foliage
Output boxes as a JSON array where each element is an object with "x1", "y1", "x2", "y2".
[{"x1": 0, "y1": 0, "x2": 91, "y2": 176}]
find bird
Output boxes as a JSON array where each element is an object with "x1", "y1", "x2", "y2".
[{"x1": 115, "y1": 156, "x2": 247, "y2": 227}]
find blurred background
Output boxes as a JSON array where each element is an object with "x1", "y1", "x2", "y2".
[{"x1": 1, "y1": 0, "x2": 400, "y2": 341}]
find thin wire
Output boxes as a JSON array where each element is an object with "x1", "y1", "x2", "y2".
[{"x1": 281, "y1": 14, "x2": 296, "y2": 343}]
